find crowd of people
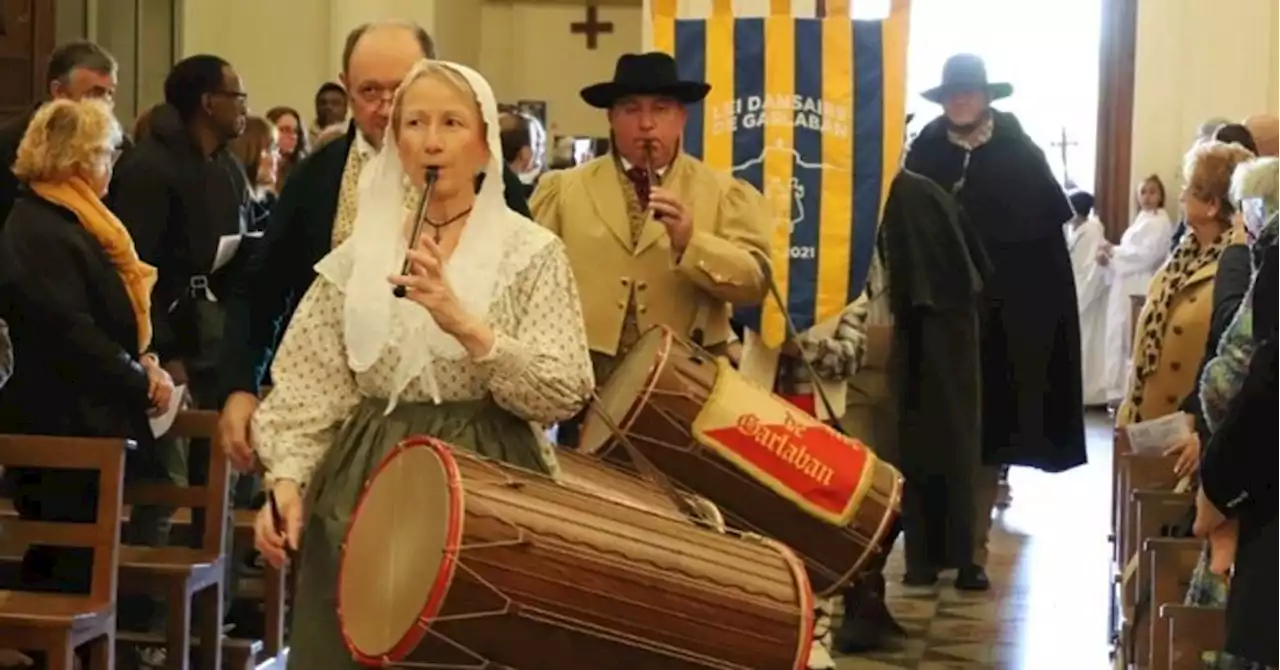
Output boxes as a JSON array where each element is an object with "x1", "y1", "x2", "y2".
[{"x1": 0, "y1": 18, "x2": 1272, "y2": 670}]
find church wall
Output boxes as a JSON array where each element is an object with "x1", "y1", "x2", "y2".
[
  {"x1": 434, "y1": 0, "x2": 482, "y2": 71},
  {"x1": 178, "y1": 0, "x2": 334, "y2": 124},
  {"x1": 164, "y1": 0, "x2": 880, "y2": 141},
  {"x1": 478, "y1": 2, "x2": 643, "y2": 138},
  {"x1": 177, "y1": 0, "x2": 441, "y2": 128},
  {"x1": 173, "y1": 0, "x2": 642, "y2": 139},
  {"x1": 1129, "y1": 0, "x2": 1278, "y2": 220}
]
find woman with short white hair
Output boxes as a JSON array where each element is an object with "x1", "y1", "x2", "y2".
[{"x1": 0, "y1": 98, "x2": 173, "y2": 592}]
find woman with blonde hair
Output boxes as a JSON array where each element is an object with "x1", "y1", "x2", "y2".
[
  {"x1": 1117, "y1": 141, "x2": 1253, "y2": 442},
  {"x1": 228, "y1": 115, "x2": 280, "y2": 230},
  {"x1": 250, "y1": 60, "x2": 593, "y2": 669},
  {"x1": 0, "y1": 99, "x2": 173, "y2": 590}
]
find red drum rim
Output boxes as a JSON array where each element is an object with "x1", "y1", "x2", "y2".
[
  {"x1": 337, "y1": 436, "x2": 465, "y2": 664},
  {"x1": 767, "y1": 537, "x2": 818, "y2": 670}
]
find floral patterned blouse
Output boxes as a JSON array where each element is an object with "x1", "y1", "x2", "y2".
[{"x1": 252, "y1": 222, "x2": 595, "y2": 486}]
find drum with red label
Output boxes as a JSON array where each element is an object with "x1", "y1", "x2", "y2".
[
  {"x1": 579, "y1": 326, "x2": 903, "y2": 596},
  {"x1": 338, "y1": 437, "x2": 814, "y2": 669}
]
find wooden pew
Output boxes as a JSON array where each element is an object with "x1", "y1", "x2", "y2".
[
  {"x1": 1111, "y1": 447, "x2": 1181, "y2": 650},
  {"x1": 1111, "y1": 294, "x2": 1147, "y2": 538},
  {"x1": 1144, "y1": 538, "x2": 1203, "y2": 670},
  {"x1": 158, "y1": 510, "x2": 286, "y2": 670},
  {"x1": 116, "y1": 410, "x2": 228, "y2": 670},
  {"x1": 0, "y1": 434, "x2": 129, "y2": 669},
  {"x1": 1116, "y1": 487, "x2": 1192, "y2": 668},
  {"x1": 1116, "y1": 453, "x2": 1181, "y2": 567},
  {"x1": 1159, "y1": 604, "x2": 1226, "y2": 670}
]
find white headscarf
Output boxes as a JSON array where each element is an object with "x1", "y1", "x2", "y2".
[{"x1": 314, "y1": 59, "x2": 533, "y2": 412}]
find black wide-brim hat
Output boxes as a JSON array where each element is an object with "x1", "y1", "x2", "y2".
[
  {"x1": 581, "y1": 52, "x2": 712, "y2": 109},
  {"x1": 921, "y1": 53, "x2": 1012, "y2": 104}
]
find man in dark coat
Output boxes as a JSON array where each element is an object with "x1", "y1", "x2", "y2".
[
  {"x1": 806, "y1": 168, "x2": 993, "y2": 646},
  {"x1": 0, "y1": 40, "x2": 118, "y2": 225},
  {"x1": 109, "y1": 55, "x2": 250, "y2": 396},
  {"x1": 217, "y1": 20, "x2": 533, "y2": 470},
  {"x1": 904, "y1": 54, "x2": 1086, "y2": 583}
]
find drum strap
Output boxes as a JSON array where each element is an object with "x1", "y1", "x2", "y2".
[
  {"x1": 752, "y1": 251, "x2": 846, "y2": 428},
  {"x1": 585, "y1": 393, "x2": 706, "y2": 523}
]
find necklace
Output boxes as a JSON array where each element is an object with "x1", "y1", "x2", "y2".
[{"x1": 422, "y1": 207, "x2": 473, "y2": 243}]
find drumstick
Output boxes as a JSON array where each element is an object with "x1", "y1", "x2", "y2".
[
  {"x1": 268, "y1": 490, "x2": 298, "y2": 558},
  {"x1": 585, "y1": 392, "x2": 709, "y2": 529},
  {"x1": 751, "y1": 249, "x2": 845, "y2": 425},
  {"x1": 268, "y1": 490, "x2": 284, "y2": 535}
]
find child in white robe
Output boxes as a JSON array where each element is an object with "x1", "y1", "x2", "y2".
[
  {"x1": 1065, "y1": 191, "x2": 1109, "y2": 405},
  {"x1": 1097, "y1": 175, "x2": 1174, "y2": 404}
]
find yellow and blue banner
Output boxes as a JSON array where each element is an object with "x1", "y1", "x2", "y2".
[{"x1": 652, "y1": 0, "x2": 910, "y2": 347}]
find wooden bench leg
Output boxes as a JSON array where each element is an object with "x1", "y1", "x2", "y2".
[
  {"x1": 1146, "y1": 538, "x2": 1203, "y2": 670},
  {"x1": 264, "y1": 564, "x2": 287, "y2": 660},
  {"x1": 166, "y1": 581, "x2": 192, "y2": 670},
  {"x1": 195, "y1": 582, "x2": 223, "y2": 670},
  {"x1": 86, "y1": 632, "x2": 114, "y2": 670},
  {"x1": 44, "y1": 637, "x2": 75, "y2": 670}
]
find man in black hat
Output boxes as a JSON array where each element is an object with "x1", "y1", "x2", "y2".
[
  {"x1": 903, "y1": 53, "x2": 1085, "y2": 590},
  {"x1": 531, "y1": 52, "x2": 771, "y2": 391},
  {"x1": 802, "y1": 108, "x2": 994, "y2": 651}
]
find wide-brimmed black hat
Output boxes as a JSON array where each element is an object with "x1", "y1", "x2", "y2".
[
  {"x1": 581, "y1": 52, "x2": 711, "y2": 109},
  {"x1": 921, "y1": 54, "x2": 1012, "y2": 104}
]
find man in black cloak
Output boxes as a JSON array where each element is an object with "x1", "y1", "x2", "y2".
[
  {"x1": 903, "y1": 54, "x2": 1087, "y2": 584},
  {"x1": 804, "y1": 163, "x2": 993, "y2": 647}
]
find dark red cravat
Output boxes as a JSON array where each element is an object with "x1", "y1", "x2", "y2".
[{"x1": 624, "y1": 166, "x2": 651, "y2": 207}]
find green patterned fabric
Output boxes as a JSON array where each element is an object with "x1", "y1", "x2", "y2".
[
  {"x1": 1200, "y1": 287, "x2": 1256, "y2": 433},
  {"x1": 286, "y1": 396, "x2": 547, "y2": 670}
]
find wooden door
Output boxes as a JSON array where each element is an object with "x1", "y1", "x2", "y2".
[{"x1": 0, "y1": 0, "x2": 55, "y2": 121}]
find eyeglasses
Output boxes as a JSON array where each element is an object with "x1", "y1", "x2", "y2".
[
  {"x1": 212, "y1": 90, "x2": 249, "y2": 105},
  {"x1": 354, "y1": 82, "x2": 398, "y2": 105},
  {"x1": 95, "y1": 146, "x2": 122, "y2": 164}
]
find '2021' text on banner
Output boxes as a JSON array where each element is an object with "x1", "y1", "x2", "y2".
[{"x1": 651, "y1": 0, "x2": 910, "y2": 347}]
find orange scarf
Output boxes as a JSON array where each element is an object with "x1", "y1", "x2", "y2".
[{"x1": 29, "y1": 177, "x2": 157, "y2": 351}]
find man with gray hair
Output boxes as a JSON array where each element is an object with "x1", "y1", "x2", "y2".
[
  {"x1": 0, "y1": 40, "x2": 117, "y2": 224},
  {"x1": 217, "y1": 20, "x2": 533, "y2": 469}
]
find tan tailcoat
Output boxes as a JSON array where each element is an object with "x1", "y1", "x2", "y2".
[{"x1": 531, "y1": 154, "x2": 772, "y2": 355}]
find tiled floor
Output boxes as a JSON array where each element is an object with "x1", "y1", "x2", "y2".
[{"x1": 834, "y1": 410, "x2": 1115, "y2": 670}]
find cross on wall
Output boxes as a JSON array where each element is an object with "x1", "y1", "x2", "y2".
[
  {"x1": 1051, "y1": 126, "x2": 1080, "y2": 187},
  {"x1": 570, "y1": 5, "x2": 614, "y2": 50}
]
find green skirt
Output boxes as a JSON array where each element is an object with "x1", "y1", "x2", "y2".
[{"x1": 287, "y1": 396, "x2": 549, "y2": 670}]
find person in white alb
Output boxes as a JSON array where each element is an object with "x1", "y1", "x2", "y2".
[
  {"x1": 1097, "y1": 175, "x2": 1173, "y2": 404},
  {"x1": 1064, "y1": 190, "x2": 1109, "y2": 405}
]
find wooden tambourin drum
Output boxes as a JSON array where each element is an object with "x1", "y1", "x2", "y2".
[
  {"x1": 338, "y1": 437, "x2": 814, "y2": 669},
  {"x1": 555, "y1": 448, "x2": 727, "y2": 532},
  {"x1": 579, "y1": 326, "x2": 904, "y2": 596}
]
